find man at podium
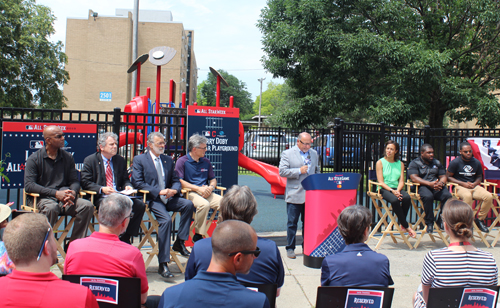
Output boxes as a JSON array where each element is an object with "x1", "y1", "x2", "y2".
[{"x1": 279, "y1": 132, "x2": 320, "y2": 259}]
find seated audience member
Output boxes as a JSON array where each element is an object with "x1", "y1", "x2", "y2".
[
  {"x1": 175, "y1": 133, "x2": 222, "y2": 242},
  {"x1": 0, "y1": 203, "x2": 14, "y2": 274},
  {"x1": 159, "y1": 220, "x2": 270, "y2": 308},
  {"x1": 321, "y1": 205, "x2": 394, "y2": 287},
  {"x1": 413, "y1": 199, "x2": 498, "y2": 308},
  {"x1": 185, "y1": 185, "x2": 285, "y2": 296},
  {"x1": 0, "y1": 213, "x2": 99, "y2": 308},
  {"x1": 64, "y1": 194, "x2": 159, "y2": 308},
  {"x1": 376, "y1": 140, "x2": 416, "y2": 238},
  {"x1": 24, "y1": 125, "x2": 93, "y2": 243},
  {"x1": 81, "y1": 132, "x2": 146, "y2": 243},
  {"x1": 446, "y1": 142, "x2": 492, "y2": 233}
]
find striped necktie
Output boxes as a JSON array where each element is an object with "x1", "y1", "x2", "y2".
[{"x1": 105, "y1": 161, "x2": 113, "y2": 188}]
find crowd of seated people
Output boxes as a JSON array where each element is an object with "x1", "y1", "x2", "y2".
[{"x1": 2, "y1": 129, "x2": 500, "y2": 308}]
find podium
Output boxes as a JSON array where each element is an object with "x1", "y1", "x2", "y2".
[{"x1": 301, "y1": 173, "x2": 361, "y2": 268}]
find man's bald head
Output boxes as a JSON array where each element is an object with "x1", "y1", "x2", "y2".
[
  {"x1": 297, "y1": 132, "x2": 311, "y2": 141},
  {"x1": 43, "y1": 125, "x2": 60, "y2": 139},
  {"x1": 211, "y1": 220, "x2": 257, "y2": 262}
]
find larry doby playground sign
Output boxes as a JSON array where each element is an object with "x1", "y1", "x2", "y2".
[{"x1": 1, "y1": 122, "x2": 97, "y2": 189}]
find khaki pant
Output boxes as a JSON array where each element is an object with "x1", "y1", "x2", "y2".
[
  {"x1": 188, "y1": 192, "x2": 222, "y2": 236},
  {"x1": 455, "y1": 185, "x2": 493, "y2": 220}
]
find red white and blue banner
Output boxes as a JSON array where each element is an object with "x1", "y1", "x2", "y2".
[
  {"x1": 459, "y1": 288, "x2": 497, "y2": 308},
  {"x1": 1, "y1": 122, "x2": 97, "y2": 189},
  {"x1": 468, "y1": 138, "x2": 500, "y2": 171},
  {"x1": 345, "y1": 289, "x2": 384, "y2": 308},
  {"x1": 81, "y1": 277, "x2": 119, "y2": 305}
]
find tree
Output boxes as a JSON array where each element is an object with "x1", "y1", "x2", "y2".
[
  {"x1": 258, "y1": 0, "x2": 500, "y2": 128},
  {"x1": 0, "y1": 0, "x2": 68, "y2": 109},
  {"x1": 197, "y1": 69, "x2": 254, "y2": 119}
]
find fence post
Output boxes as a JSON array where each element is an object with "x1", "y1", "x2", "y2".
[
  {"x1": 424, "y1": 125, "x2": 431, "y2": 144},
  {"x1": 333, "y1": 118, "x2": 343, "y2": 172},
  {"x1": 113, "y1": 108, "x2": 121, "y2": 145},
  {"x1": 379, "y1": 122, "x2": 385, "y2": 160}
]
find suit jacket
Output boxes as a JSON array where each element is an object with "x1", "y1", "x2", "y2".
[
  {"x1": 131, "y1": 151, "x2": 181, "y2": 201},
  {"x1": 279, "y1": 145, "x2": 320, "y2": 204},
  {"x1": 80, "y1": 152, "x2": 132, "y2": 201}
]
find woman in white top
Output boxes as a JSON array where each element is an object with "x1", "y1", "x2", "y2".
[{"x1": 413, "y1": 199, "x2": 498, "y2": 308}]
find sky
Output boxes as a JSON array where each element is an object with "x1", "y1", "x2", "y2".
[{"x1": 36, "y1": 0, "x2": 282, "y2": 102}]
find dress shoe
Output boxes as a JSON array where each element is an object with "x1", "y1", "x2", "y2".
[
  {"x1": 426, "y1": 222, "x2": 433, "y2": 234},
  {"x1": 286, "y1": 249, "x2": 296, "y2": 259},
  {"x1": 158, "y1": 263, "x2": 174, "y2": 279},
  {"x1": 475, "y1": 218, "x2": 489, "y2": 233},
  {"x1": 192, "y1": 233, "x2": 204, "y2": 243},
  {"x1": 172, "y1": 239, "x2": 190, "y2": 257}
]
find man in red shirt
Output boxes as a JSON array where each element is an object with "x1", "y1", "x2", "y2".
[
  {"x1": 0, "y1": 213, "x2": 99, "y2": 308},
  {"x1": 65, "y1": 193, "x2": 159, "y2": 308}
]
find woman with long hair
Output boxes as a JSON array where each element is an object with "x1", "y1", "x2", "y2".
[{"x1": 376, "y1": 140, "x2": 416, "y2": 238}]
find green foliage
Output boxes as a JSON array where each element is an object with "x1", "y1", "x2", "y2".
[
  {"x1": 0, "y1": 0, "x2": 69, "y2": 109},
  {"x1": 197, "y1": 70, "x2": 254, "y2": 119},
  {"x1": 258, "y1": 0, "x2": 500, "y2": 128}
]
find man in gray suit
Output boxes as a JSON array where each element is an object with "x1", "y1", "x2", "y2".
[{"x1": 279, "y1": 132, "x2": 320, "y2": 259}]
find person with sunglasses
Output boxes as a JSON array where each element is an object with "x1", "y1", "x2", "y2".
[
  {"x1": 446, "y1": 142, "x2": 492, "y2": 233},
  {"x1": 321, "y1": 205, "x2": 394, "y2": 287},
  {"x1": 0, "y1": 213, "x2": 99, "y2": 308},
  {"x1": 64, "y1": 194, "x2": 160, "y2": 308},
  {"x1": 24, "y1": 125, "x2": 94, "y2": 244},
  {"x1": 159, "y1": 220, "x2": 270, "y2": 308},
  {"x1": 185, "y1": 185, "x2": 285, "y2": 296}
]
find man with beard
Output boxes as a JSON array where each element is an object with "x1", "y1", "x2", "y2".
[
  {"x1": 0, "y1": 213, "x2": 99, "y2": 308},
  {"x1": 131, "y1": 132, "x2": 194, "y2": 279},
  {"x1": 408, "y1": 144, "x2": 452, "y2": 233},
  {"x1": 447, "y1": 142, "x2": 492, "y2": 233}
]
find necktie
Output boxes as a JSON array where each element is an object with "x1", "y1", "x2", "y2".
[
  {"x1": 105, "y1": 161, "x2": 113, "y2": 188},
  {"x1": 155, "y1": 158, "x2": 168, "y2": 204}
]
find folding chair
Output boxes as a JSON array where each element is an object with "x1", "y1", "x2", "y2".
[
  {"x1": 366, "y1": 170, "x2": 413, "y2": 249},
  {"x1": 406, "y1": 181, "x2": 449, "y2": 248},
  {"x1": 136, "y1": 190, "x2": 186, "y2": 273},
  {"x1": 81, "y1": 190, "x2": 99, "y2": 233},
  {"x1": 182, "y1": 186, "x2": 226, "y2": 239},
  {"x1": 448, "y1": 182, "x2": 491, "y2": 248},
  {"x1": 62, "y1": 274, "x2": 141, "y2": 308},
  {"x1": 240, "y1": 282, "x2": 277, "y2": 308},
  {"x1": 482, "y1": 170, "x2": 500, "y2": 246},
  {"x1": 316, "y1": 286, "x2": 394, "y2": 308},
  {"x1": 21, "y1": 189, "x2": 77, "y2": 271},
  {"x1": 426, "y1": 286, "x2": 499, "y2": 308}
]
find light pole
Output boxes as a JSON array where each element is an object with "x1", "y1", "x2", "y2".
[{"x1": 257, "y1": 77, "x2": 265, "y2": 128}]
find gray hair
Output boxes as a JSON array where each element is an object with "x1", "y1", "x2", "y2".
[
  {"x1": 220, "y1": 185, "x2": 258, "y2": 224},
  {"x1": 98, "y1": 194, "x2": 133, "y2": 228},
  {"x1": 147, "y1": 132, "x2": 165, "y2": 145},
  {"x1": 98, "y1": 132, "x2": 118, "y2": 148},
  {"x1": 188, "y1": 133, "x2": 208, "y2": 152}
]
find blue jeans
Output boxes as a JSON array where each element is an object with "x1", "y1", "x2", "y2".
[{"x1": 286, "y1": 202, "x2": 305, "y2": 251}]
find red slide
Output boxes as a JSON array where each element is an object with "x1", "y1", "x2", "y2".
[
  {"x1": 238, "y1": 121, "x2": 286, "y2": 196},
  {"x1": 119, "y1": 132, "x2": 143, "y2": 146}
]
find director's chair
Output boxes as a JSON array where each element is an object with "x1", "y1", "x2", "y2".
[
  {"x1": 366, "y1": 170, "x2": 413, "y2": 249},
  {"x1": 482, "y1": 170, "x2": 500, "y2": 246}
]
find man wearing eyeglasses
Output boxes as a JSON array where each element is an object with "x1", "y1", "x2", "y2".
[
  {"x1": 159, "y1": 220, "x2": 270, "y2": 308},
  {"x1": 131, "y1": 132, "x2": 194, "y2": 279},
  {"x1": 64, "y1": 194, "x2": 160, "y2": 308},
  {"x1": 446, "y1": 141, "x2": 492, "y2": 233},
  {"x1": 81, "y1": 132, "x2": 145, "y2": 244},
  {"x1": 0, "y1": 213, "x2": 99, "y2": 308},
  {"x1": 175, "y1": 133, "x2": 222, "y2": 243},
  {"x1": 24, "y1": 125, "x2": 94, "y2": 243},
  {"x1": 279, "y1": 132, "x2": 320, "y2": 259}
]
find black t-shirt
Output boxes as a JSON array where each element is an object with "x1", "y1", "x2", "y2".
[
  {"x1": 407, "y1": 157, "x2": 446, "y2": 182},
  {"x1": 447, "y1": 156, "x2": 483, "y2": 183}
]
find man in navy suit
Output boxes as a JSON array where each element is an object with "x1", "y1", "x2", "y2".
[
  {"x1": 81, "y1": 132, "x2": 145, "y2": 244},
  {"x1": 131, "y1": 132, "x2": 194, "y2": 279}
]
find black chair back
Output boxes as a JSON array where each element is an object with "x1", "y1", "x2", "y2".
[
  {"x1": 240, "y1": 281, "x2": 277, "y2": 308},
  {"x1": 427, "y1": 286, "x2": 500, "y2": 308},
  {"x1": 316, "y1": 286, "x2": 394, "y2": 308}
]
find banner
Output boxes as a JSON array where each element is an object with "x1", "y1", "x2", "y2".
[
  {"x1": 467, "y1": 138, "x2": 500, "y2": 170},
  {"x1": 1, "y1": 122, "x2": 98, "y2": 189},
  {"x1": 81, "y1": 277, "x2": 119, "y2": 305}
]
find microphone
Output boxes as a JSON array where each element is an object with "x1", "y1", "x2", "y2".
[{"x1": 306, "y1": 154, "x2": 311, "y2": 165}]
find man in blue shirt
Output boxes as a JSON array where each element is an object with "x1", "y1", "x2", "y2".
[
  {"x1": 159, "y1": 220, "x2": 270, "y2": 308},
  {"x1": 175, "y1": 133, "x2": 221, "y2": 242}
]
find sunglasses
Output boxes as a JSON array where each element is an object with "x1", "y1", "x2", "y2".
[
  {"x1": 37, "y1": 228, "x2": 51, "y2": 261},
  {"x1": 228, "y1": 247, "x2": 261, "y2": 258},
  {"x1": 51, "y1": 133, "x2": 65, "y2": 139},
  {"x1": 298, "y1": 140, "x2": 311, "y2": 146}
]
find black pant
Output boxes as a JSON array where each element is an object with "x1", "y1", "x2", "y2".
[
  {"x1": 417, "y1": 186, "x2": 452, "y2": 224},
  {"x1": 380, "y1": 188, "x2": 412, "y2": 229}
]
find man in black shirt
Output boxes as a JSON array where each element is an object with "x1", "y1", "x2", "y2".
[
  {"x1": 408, "y1": 144, "x2": 452, "y2": 233},
  {"x1": 447, "y1": 142, "x2": 492, "y2": 233},
  {"x1": 24, "y1": 126, "x2": 93, "y2": 242}
]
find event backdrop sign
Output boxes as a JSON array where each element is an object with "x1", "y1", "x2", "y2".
[
  {"x1": 186, "y1": 105, "x2": 239, "y2": 189},
  {"x1": 1, "y1": 122, "x2": 98, "y2": 189}
]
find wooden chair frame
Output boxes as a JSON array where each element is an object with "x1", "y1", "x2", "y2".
[{"x1": 481, "y1": 171, "x2": 500, "y2": 246}]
